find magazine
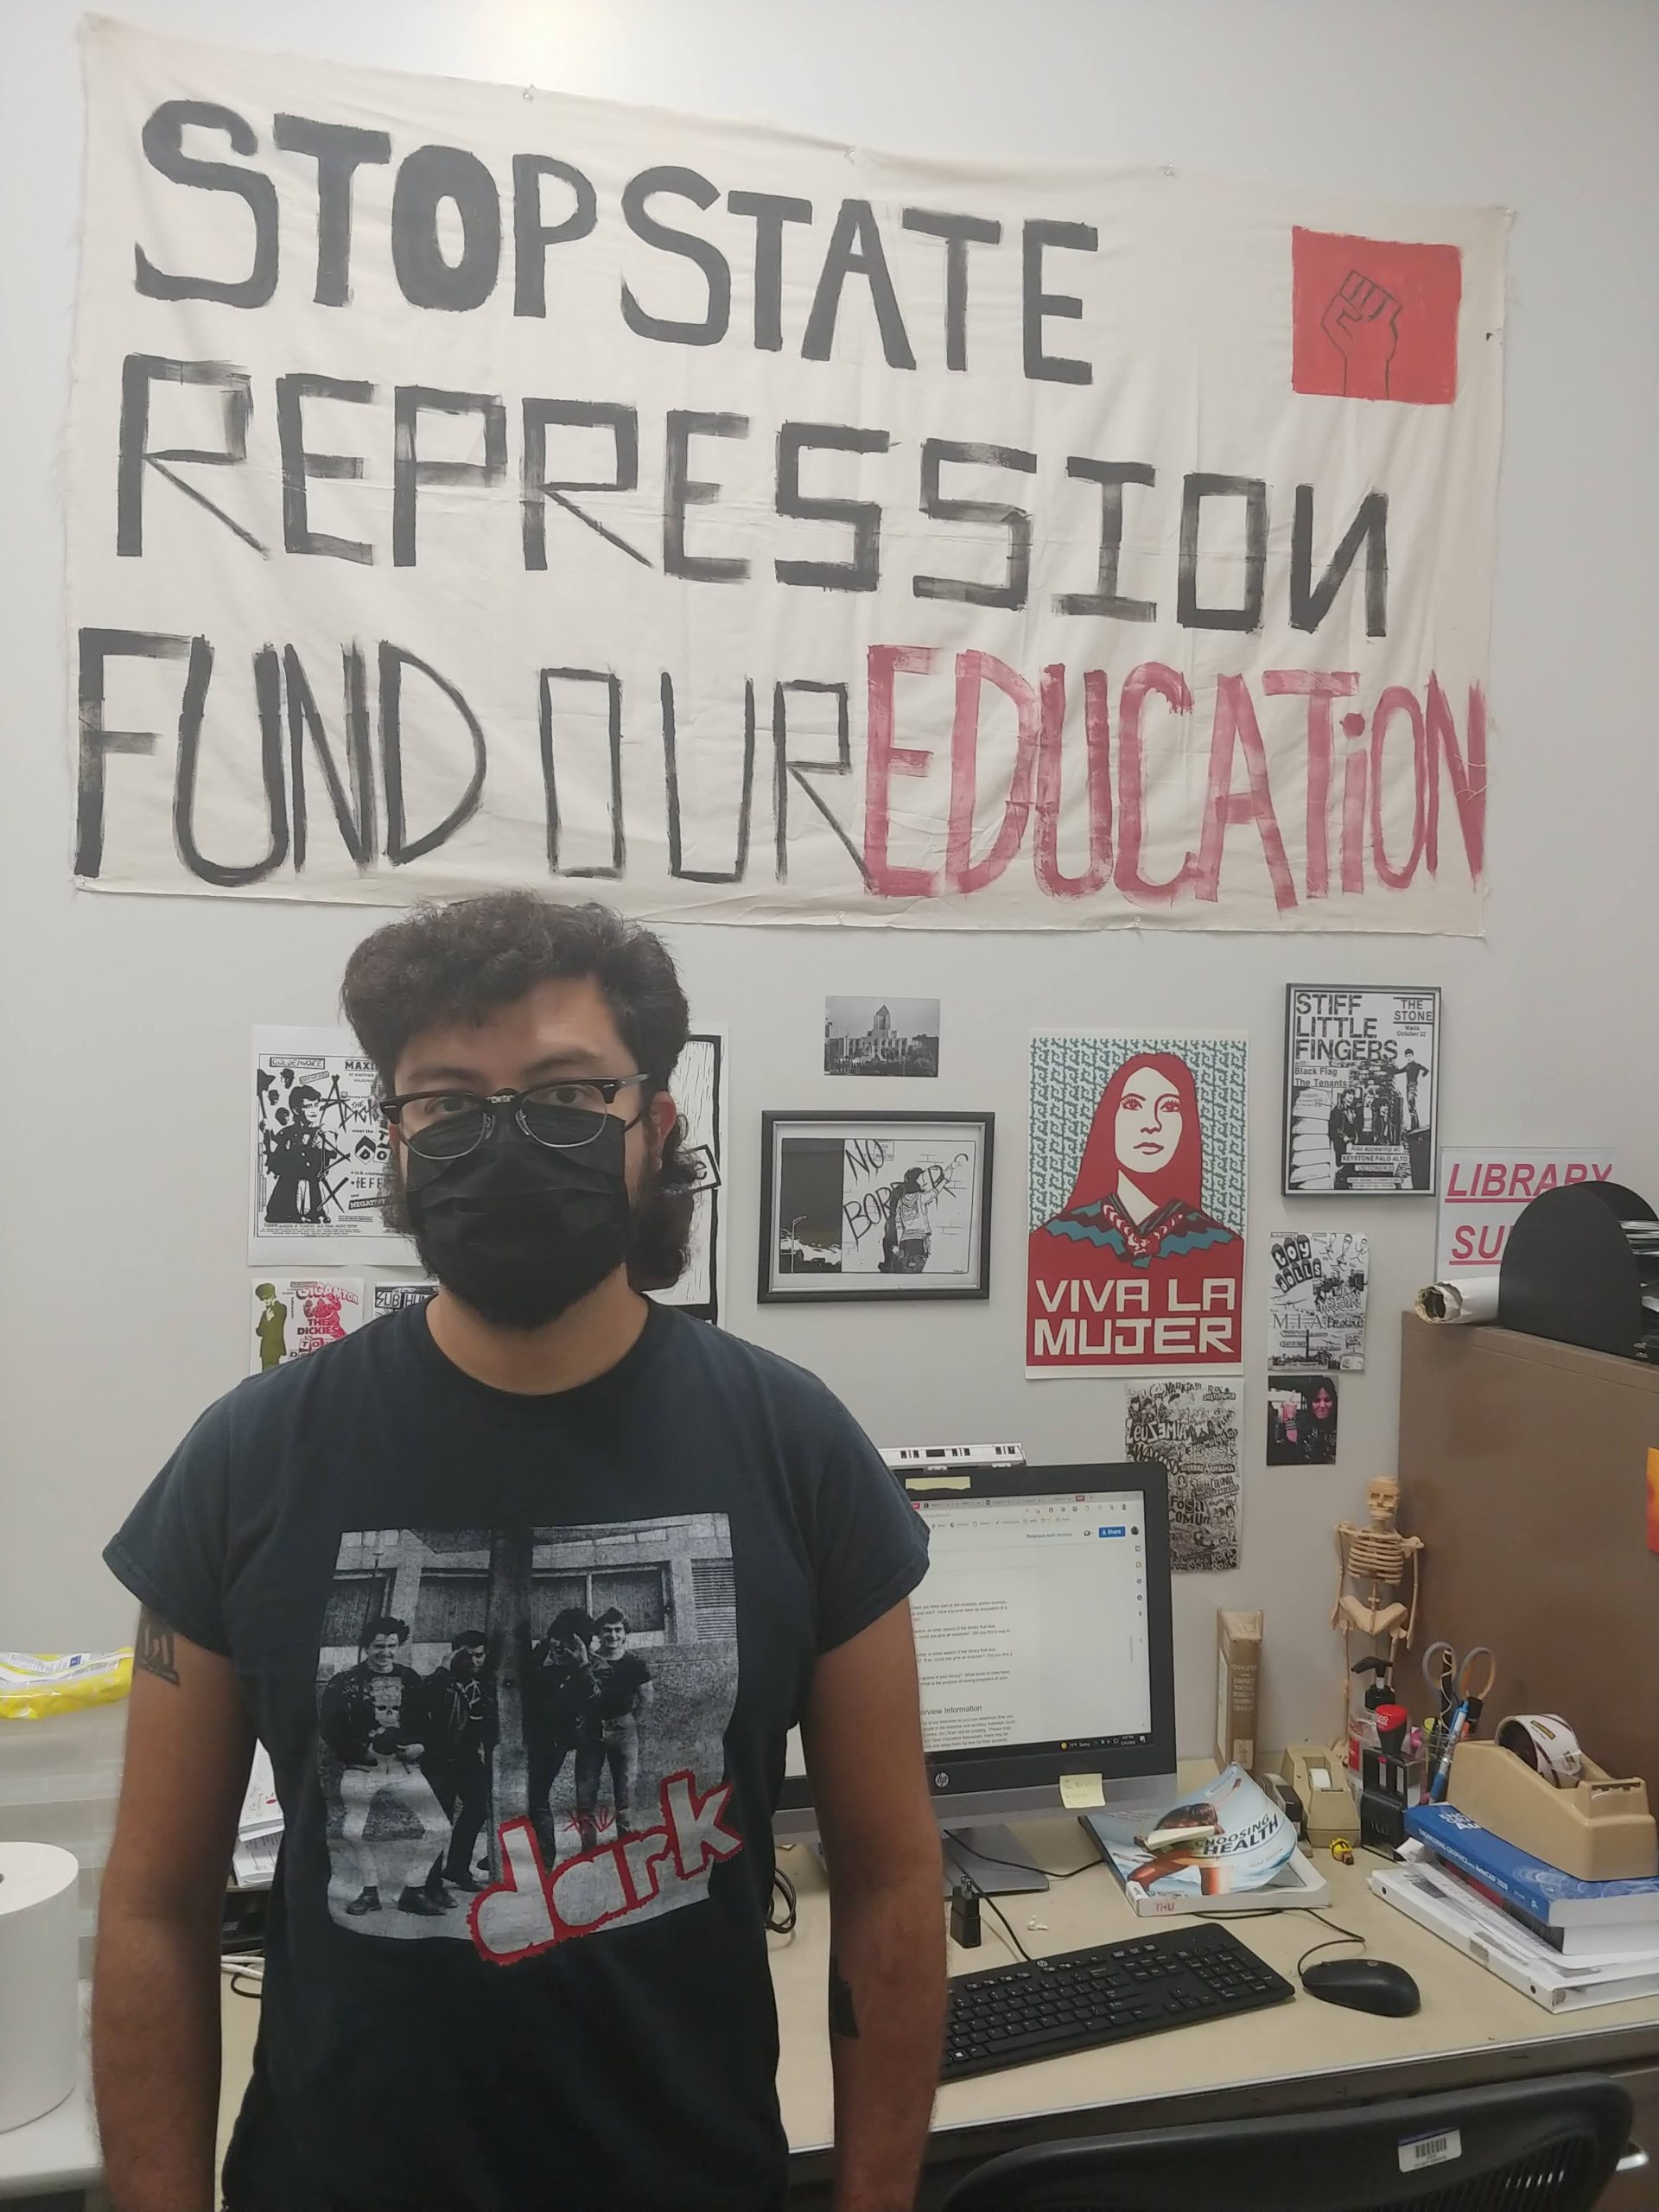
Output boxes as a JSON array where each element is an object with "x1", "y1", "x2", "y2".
[{"x1": 1086, "y1": 1765, "x2": 1298, "y2": 1897}]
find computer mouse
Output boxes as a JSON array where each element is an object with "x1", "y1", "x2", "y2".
[{"x1": 1300, "y1": 1957, "x2": 1421, "y2": 2017}]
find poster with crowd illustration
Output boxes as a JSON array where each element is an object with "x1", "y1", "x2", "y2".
[
  {"x1": 758, "y1": 1113, "x2": 993, "y2": 1300},
  {"x1": 1123, "y1": 1380, "x2": 1243, "y2": 1573},
  {"x1": 314, "y1": 1517, "x2": 741, "y2": 1963},
  {"x1": 250, "y1": 1027, "x2": 413, "y2": 1264}
]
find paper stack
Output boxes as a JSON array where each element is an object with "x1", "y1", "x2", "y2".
[
  {"x1": 1374, "y1": 1803, "x2": 1659, "y2": 2012},
  {"x1": 231, "y1": 1742, "x2": 283, "y2": 1891},
  {"x1": 1372, "y1": 1863, "x2": 1659, "y2": 2012}
]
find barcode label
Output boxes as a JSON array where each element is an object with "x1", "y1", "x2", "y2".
[{"x1": 1399, "y1": 2129, "x2": 1461, "y2": 2173}]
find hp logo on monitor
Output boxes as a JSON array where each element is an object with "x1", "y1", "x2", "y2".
[{"x1": 932, "y1": 1770, "x2": 950, "y2": 1790}]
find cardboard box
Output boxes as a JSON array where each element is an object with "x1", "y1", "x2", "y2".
[{"x1": 1216, "y1": 1609, "x2": 1263, "y2": 1773}]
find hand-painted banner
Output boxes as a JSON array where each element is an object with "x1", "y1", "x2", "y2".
[{"x1": 67, "y1": 22, "x2": 1505, "y2": 931}]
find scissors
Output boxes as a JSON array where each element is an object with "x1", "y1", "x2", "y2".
[
  {"x1": 1422, "y1": 1643, "x2": 1497, "y2": 1802},
  {"x1": 1421, "y1": 1642, "x2": 1497, "y2": 1728}
]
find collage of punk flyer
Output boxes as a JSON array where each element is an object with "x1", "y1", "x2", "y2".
[{"x1": 1281, "y1": 988, "x2": 1440, "y2": 1197}]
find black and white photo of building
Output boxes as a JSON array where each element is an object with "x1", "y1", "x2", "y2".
[{"x1": 824, "y1": 996, "x2": 940, "y2": 1077}]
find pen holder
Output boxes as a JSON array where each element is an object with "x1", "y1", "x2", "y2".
[{"x1": 1447, "y1": 1742, "x2": 1657, "y2": 1881}]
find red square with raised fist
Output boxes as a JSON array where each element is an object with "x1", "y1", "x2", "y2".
[{"x1": 1292, "y1": 228, "x2": 1462, "y2": 404}]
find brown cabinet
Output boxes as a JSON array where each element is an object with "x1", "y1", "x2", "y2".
[{"x1": 1397, "y1": 1312, "x2": 1659, "y2": 1797}]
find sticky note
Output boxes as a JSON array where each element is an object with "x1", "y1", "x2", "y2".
[
  {"x1": 904, "y1": 1475, "x2": 972, "y2": 1492},
  {"x1": 1059, "y1": 1772, "x2": 1106, "y2": 1810}
]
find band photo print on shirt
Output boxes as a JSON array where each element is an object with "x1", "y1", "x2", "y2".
[{"x1": 315, "y1": 1517, "x2": 741, "y2": 1965}]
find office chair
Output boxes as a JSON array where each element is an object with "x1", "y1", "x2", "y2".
[{"x1": 938, "y1": 2073, "x2": 1636, "y2": 2212}]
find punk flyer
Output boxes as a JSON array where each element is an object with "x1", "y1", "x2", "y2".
[
  {"x1": 1281, "y1": 988, "x2": 1440, "y2": 1196},
  {"x1": 251, "y1": 1027, "x2": 413, "y2": 1265},
  {"x1": 1028, "y1": 1035, "x2": 1247, "y2": 1376},
  {"x1": 373, "y1": 1281, "x2": 436, "y2": 1317},
  {"x1": 649, "y1": 1030, "x2": 728, "y2": 1325},
  {"x1": 1123, "y1": 1379, "x2": 1243, "y2": 1573},
  {"x1": 1268, "y1": 1230, "x2": 1370, "y2": 1370},
  {"x1": 251, "y1": 1275, "x2": 364, "y2": 1374}
]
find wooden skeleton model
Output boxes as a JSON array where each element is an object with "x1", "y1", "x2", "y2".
[{"x1": 1331, "y1": 1478, "x2": 1424, "y2": 1748}]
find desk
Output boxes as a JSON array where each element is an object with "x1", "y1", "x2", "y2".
[
  {"x1": 207, "y1": 1815, "x2": 1659, "y2": 2210},
  {"x1": 774, "y1": 1820, "x2": 1659, "y2": 2206}
]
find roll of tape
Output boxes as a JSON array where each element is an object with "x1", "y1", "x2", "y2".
[
  {"x1": 1496, "y1": 1713, "x2": 1584, "y2": 1788},
  {"x1": 0, "y1": 1841, "x2": 80, "y2": 2133}
]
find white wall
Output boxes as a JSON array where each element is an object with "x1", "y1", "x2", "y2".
[{"x1": 3, "y1": 0, "x2": 1656, "y2": 1764}]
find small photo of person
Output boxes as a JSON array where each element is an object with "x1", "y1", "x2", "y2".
[{"x1": 1266, "y1": 1373, "x2": 1339, "y2": 1465}]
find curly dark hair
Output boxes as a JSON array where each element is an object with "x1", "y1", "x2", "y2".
[{"x1": 340, "y1": 893, "x2": 696, "y2": 1290}]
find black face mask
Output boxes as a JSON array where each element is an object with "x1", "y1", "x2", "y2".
[{"x1": 404, "y1": 1115, "x2": 633, "y2": 1331}]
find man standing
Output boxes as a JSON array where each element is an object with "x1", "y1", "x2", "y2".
[
  {"x1": 316, "y1": 1616, "x2": 453, "y2": 1921},
  {"x1": 420, "y1": 1630, "x2": 498, "y2": 1901},
  {"x1": 524, "y1": 1605, "x2": 601, "y2": 1858},
  {"x1": 95, "y1": 893, "x2": 943, "y2": 2212},
  {"x1": 1400, "y1": 1048, "x2": 1427, "y2": 1132},
  {"x1": 1327, "y1": 1088, "x2": 1360, "y2": 1189},
  {"x1": 883, "y1": 1168, "x2": 935, "y2": 1274},
  {"x1": 575, "y1": 1607, "x2": 654, "y2": 1847},
  {"x1": 251, "y1": 1283, "x2": 288, "y2": 1373}
]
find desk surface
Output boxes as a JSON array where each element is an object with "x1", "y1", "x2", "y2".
[
  {"x1": 207, "y1": 1815, "x2": 1659, "y2": 2188},
  {"x1": 773, "y1": 1819, "x2": 1659, "y2": 2160}
]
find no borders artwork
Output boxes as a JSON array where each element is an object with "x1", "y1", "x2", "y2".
[
  {"x1": 69, "y1": 23, "x2": 1503, "y2": 932},
  {"x1": 1027, "y1": 1036, "x2": 1247, "y2": 1377}
]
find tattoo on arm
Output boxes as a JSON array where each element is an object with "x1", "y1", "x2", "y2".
[
  {"x1": 828, "y1": 1952, "x2": 861, "y2": 2040},
  {"x1": 134, "y1": 1609, "x2": 181, "y2": 1688}
]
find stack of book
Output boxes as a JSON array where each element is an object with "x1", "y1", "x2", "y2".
[
  {"x1": 1370, "y1": 1803, "x2": 1659, "y2": 2012},
  {"x1": 1628, "y1": 1218, "x2": 1659, "y2": 1359}
]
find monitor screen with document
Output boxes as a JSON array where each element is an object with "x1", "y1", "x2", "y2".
[{"x1": 774, "y1": 1462, "x2": 1177, "y2": 1891}]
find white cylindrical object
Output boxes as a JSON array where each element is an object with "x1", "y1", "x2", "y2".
[
  {"x1": 0, "y1": 1841, "x2": 80, "y2": 2133},
  {"x1": 1414, "y1": 1276, "x2": 1501, "y2": 1325}
]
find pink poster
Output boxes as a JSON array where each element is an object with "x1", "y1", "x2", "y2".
[{"x1": 1027, "y1": 1036, "x2": 1247, "y2": 1377}]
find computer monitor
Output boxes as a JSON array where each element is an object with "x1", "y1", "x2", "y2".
[{"x1": 774, "y1": 1461, "x2": 1177, "y2": 1894}]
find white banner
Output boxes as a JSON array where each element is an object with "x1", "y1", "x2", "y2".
[{"x1": 68, "y1": 22, "x2": 1506, "y2": 931}]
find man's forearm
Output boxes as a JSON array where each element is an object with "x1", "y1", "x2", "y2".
[
  {"x1": 92, "y1": 1906, "x2": 223, "y2": 2212},
  {"x1": 827, "y1": 1872, "x2": 946, "y2": 2212}
]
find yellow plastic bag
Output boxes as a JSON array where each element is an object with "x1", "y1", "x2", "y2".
[{"x1": 0, "y1": 1649, "x2": 134, "y2": 1719}]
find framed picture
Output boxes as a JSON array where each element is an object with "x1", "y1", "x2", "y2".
[
  {"x1": 1281, "y1": 986, "x2": 1441, "y2": 1197},
  {"x1": 759, "y1": 1112, "x2": 994, "y2": 1303}
]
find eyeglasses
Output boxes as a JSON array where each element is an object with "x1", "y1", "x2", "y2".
[{"x1": 381, "y1": 1076, "x2": 648, "y2": 1161}]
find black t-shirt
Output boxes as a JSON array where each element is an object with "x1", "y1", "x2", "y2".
[
  {"x1": 592, "y1": 1650, "x2": 652, "y2": 1721},
  {"x1": 105, "y1": 1303, "x2": 928, "y2": 2212}
]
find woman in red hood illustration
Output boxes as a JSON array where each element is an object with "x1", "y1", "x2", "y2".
[{"x1": 1027, "y1": 1052, "x2": 1243, "y2": 1368}]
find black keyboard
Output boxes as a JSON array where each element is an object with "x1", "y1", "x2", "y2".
[{"x1": 941, "y1": 1920, "x2": 1294, "y2": 2082}]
